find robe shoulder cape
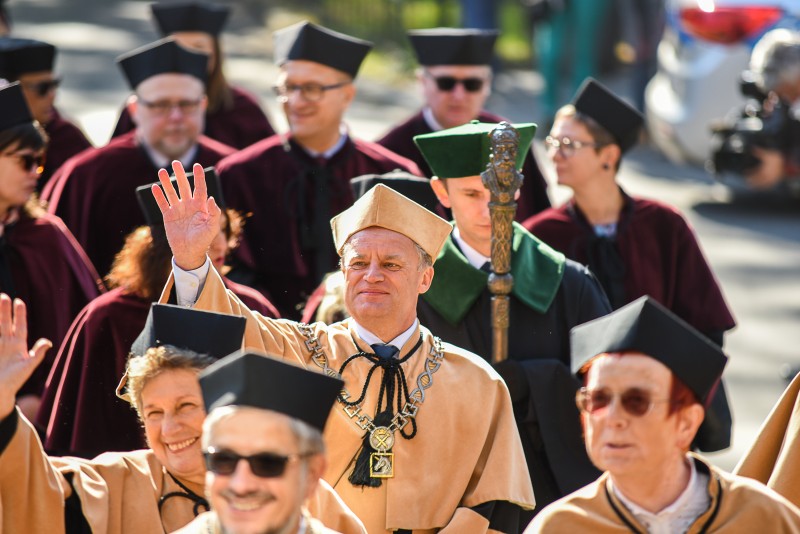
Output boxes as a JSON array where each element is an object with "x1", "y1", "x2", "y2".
[
  {"x1": 0, "y1": 409, "x2": 364, "y2": 534},
  {"x1": 734, "y1": 371, "x2": 800, "y2": 508},
  {"x1": 111, "y1": 85, "x2": 275, "y2": 150},
  {"x1": 377, "y1": 109, "x2": 551, "y2": 220},
  {"x1": 9, "y1": 211, "x2": 104, "y2": 398},
  {"x1": 41, "y1": 131, "x2": 235, "y2": 277},
  {"x1": 160, "y1": 268, "x2": 536, "y2": 533},
  {"x1": 216, "y1": 134, "x2": 422, "y2": 318},
  {"x1": 418, "y1": 223, "x2": 608, "y2": 514},
  {"x1": 526, "y1": 454, "x2": 800, "y2": 533},
  {"x1": 38, "y1": 279, "x2": 279, "y2": 458},
  {"x1": 41, "y1": 108, "x2": 93, "y2": 192}
]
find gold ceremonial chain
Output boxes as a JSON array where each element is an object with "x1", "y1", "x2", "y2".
[{"x1": 298, "y1": 323, "x2": 445, "y2": 478}]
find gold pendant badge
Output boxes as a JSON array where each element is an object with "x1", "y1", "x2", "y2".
[{"x1": 370, "y1": 452, "x2": 394, "y2": 478}]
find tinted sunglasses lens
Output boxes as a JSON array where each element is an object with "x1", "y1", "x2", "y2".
[
  {"x1": 434, "y1": 76, "x2": 457, "y2": 91},
  {"x1": 249, "y1": 453, "x2": 290, "y2": 477},
  {"x1": 205, "y1": 451, "x2": 239, "y2": 475},
  {"x1": 587, "y1": 389, "x2": 612, "y2": 412},
  {"x1": 621, "y1": 389, "x2": 652, "y2": 416},
  {"x1": 35, "y1": 80, "x2": 59, "y2": 97},
  {"x1": 462, "y1": 78, "x2": 484, "y2": 92}
]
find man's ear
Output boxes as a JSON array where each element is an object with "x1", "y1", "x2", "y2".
[
  {"x1": 126, "y1": 94, "x2": 139, "y2": 124},
  {"x1": 430, "y1": 177, "x2": 451, "y2": 208},
  {"x1": 303, "y1": 453, "x2": 326, "y2": 500},
  {"x1": 676, "y1": 403, "x2": 705, "y2": 451}
]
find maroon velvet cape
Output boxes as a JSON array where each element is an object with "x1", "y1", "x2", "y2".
[
  {"x1": 377, "y1": 109, "x2": 552, "y2": 220},
  {"x1": 217, "y1": 134, "x2": 422, "y2": 318},
  {"x1": 111, "y1": 86, "x2": 275, "y2": 150},
  {"x1": 40, "y1": 108, "x2": 93, "y2": 193},
  {"x1": 37, "y1": 279, "x2": 279, "y2": 458},
  {"x1": 9, "y1": 212, "x2": 104, "y2": 398},
  {"x1": 41, "y1": 132, "x2": 235, "y2": 277},
  {"x1": 523, "y1": 193, "x2": 736, "y2": 335}
]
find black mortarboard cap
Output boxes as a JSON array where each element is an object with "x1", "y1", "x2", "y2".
[
  {"x1": 0, "y1": 37, "x2": 56, "y2": 77},
  {"x1": 116, "y1": 37, "x2": 208, "y2": 89},
  {"x1": 199, "y1": 351, "x2": 344, "y2": 432},
  {"x1": 571, "y1": 77, "x2": 644, "y2": 154},
  {"x1": 408, "y1": 28, "x2": 498, "y2": 66},
  {"x1": 130, "y1": 303, "x2": 245, "y2": 357},
  {"x1": 570, "y1": 296, "x2": 728, "y2": 404},
  {"x1": 350, "y1": 170, "x2": 439, "y2": 214},
  {"x1": 151, "y1": 2, "x2": 230, "y2": 37},
  {"x1": 273, "y1": 21, "x2": 373, "y2": 78},
  {"x1": 136, "y1": 166, "x2": 224, "y2": 228},
  {"x1": 0, "y1": 82, "x2": 33, "y2": 131}
]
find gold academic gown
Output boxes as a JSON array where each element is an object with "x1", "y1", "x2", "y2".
[
  {"x1": 525, "y1": 454, "x2": 800, "y2": 533},
  {"x1": 0, "y1": 409, "x2": 367, "y2": 533},
  {"x1": 161, "y1": 269, "x2": 536, "y2": 533},
  {"x1": 734, "y1": 372, "x2": 800, "y2": 508}
]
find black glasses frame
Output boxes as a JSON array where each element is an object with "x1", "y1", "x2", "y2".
[
  {"x1": 576, "y1": 386, "x2": 671, "y2": 417},
  {"x1": 425, "y1": 72, "x2": 486, "y2": 93}
]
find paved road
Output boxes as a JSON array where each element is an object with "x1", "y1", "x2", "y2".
[{"x1": 13, "y1": 0, "x2": 800, "y2": 471}]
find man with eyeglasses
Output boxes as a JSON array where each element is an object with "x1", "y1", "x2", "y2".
[
  {"x1": 215, "y1": 21, "x2": 420, "y2": 319},
  {"x1": 175, "y1": 351, "x2": 349, "y2": 533},
  {"x1": 526, "y1": 296, "x2": 800, "y2": 532},
  {"x1": 42, "y1": 38, "x2": 235, "y2": 277},
  {"x1": 0, "y1": 37, "x2": 92, "y2": 190},
  {"x1": 413, "y1": 121, "x2": 610, "y2": 517},
  {"x1": 377, "y1": 28, "x2": 551, "y2": 220}
]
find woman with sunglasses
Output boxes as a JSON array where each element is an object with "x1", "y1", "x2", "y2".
[
  {"x1": 0, "y1": 82, "x2": 102, "y2": 423},
  {"x1": 39, "y1": 170, "x2": 279, "y2": 459},
  {"x1": 111, "y1": 2, "x2": 274, "y2": 150},
  {"x1": 0, "y1": 37, "x2": 93, "y2": 191},
  {"x1": 524, "y1": 78, "x2": 735, "y2": 452},
  {"x1": 0, "y1": 296, "x2": 364, "y2": 533}
]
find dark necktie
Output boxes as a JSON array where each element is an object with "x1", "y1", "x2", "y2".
[
  {"x1": 371, "y1": 343, "x2": 399, "y2": 360},
  {"x1": 480, "y1": 261, "x2": 492, "y2": 273}
]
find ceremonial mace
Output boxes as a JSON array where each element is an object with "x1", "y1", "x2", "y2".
[{"x1": 481, "y1": 122, "x2": 523, "y2": 364}]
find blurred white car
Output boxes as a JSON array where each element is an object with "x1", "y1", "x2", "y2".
[{"x1": 645, "y1": 0, "x2": 800, "y2": 166}]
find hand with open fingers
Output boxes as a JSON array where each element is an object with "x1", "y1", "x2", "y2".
[
  {"x1": 152, "y1": 161, "x2": 221, "y2": 271},
  {"x1": 0, "y1": 294, "x2": 52, "y2": 420}
]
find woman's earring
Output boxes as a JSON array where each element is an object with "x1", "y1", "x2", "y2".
[{"x1": 602, "y1": 163, "x2": 610, "y2": 170}]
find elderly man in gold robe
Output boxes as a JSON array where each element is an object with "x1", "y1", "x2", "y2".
[
  {"x1": 152, "y1": 161, "x2": 536, "y2": 533},
  {"x1": 526, "y1": 297, "x2": 800, "y2": 532}
]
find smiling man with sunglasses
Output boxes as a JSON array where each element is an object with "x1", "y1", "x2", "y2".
[
  {"x1": 174, "y1": 351, "x2": 348, "y2": 533},
  {"x1": 526, "y1": 296, "x2": 800, "y2": 533},
  {"x1": 0, "y1": 37, "x2": 92, "y2": 190},
  {"x1": 378, "y1": 28, "x2": 551, "y2": 221}
]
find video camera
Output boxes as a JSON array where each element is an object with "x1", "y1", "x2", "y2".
[{"x1": 709, "y1": 70, "x2": 795, "y2": 175}]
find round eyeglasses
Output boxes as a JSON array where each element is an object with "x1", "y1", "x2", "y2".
[
  {"x1": 273, "y1": 81, "x2": 351, "y2": 103},
  {"x1": 576, "y1": 387, "x2": 671, "y2": 417},
  {"x1": 545, "y1": 135, "x2": 603, "y2": 158}
]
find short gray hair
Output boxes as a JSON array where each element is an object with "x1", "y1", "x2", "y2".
[{"x1": 751, "y1": 29, "x2": 800, "y2": 92}]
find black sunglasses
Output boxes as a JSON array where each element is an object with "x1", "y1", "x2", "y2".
[
  {"x1": 3, "y1": 152, "x2": 45, "y2": 174},
  {"x1": 27, "y1": 78, "x2": 61, "y2": 98},
  {"x1": 204, "y1": 447, "x2": 312, "y2": 478},
  {"x1": 427, "y1": 73, "x2": 485, "y2": 93},
  {"x1": 576, "y1": 387, "x2": 670, "y2": 417}
]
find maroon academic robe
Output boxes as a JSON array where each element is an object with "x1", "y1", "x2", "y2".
[
  {"x1": 40, "y1": 108, "x2": 93, "y2": 192},
  {"x1": 38, "y1": 279, "x2": 279, "y2": 458},
  {"x1": 41, "y1": 132, "x2": 235, "y2": 277},
  {"x1": 377, "y1": 109, "x2": 551, "y2": 220},
  {"x1": 7, "y1": 212, "x2": 104, "y2": 398},
  {"x1": 217, "y1": 134, "x2": 422, "y2": 318},
  {"x1": 111, "y1": 86, "x2": 275, "y2": 150}
]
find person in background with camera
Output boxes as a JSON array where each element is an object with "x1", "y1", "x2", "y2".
[
  {"x1": 743, "y1": 29, "x2": 800, "y2": 189},
  {"x1": 524, "y1": 77, "x2": 735, "y2": 453}
]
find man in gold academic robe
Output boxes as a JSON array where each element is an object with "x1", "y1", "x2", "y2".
[
  {"x1": 526, "y1": 297, "x2": 800, "y2": 533},
  {"x1": 153, "y1": 161, "x2": 536, "y2": 533}
]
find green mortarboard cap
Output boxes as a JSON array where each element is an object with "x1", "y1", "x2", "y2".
[
  {"x1": 413, "y1": 120, "x2": 536, "y2": 179},
  {"x1": 570, "y1": 296, "x2": 728, "y2": 405},
  {"x1": 199, "y1": 351, "x2": 343, "y2": 432}
]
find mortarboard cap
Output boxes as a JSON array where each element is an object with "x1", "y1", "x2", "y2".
[
  {"x1": 136, "y1": 166, "x2": 224, "y2": 228},
  {"x1": 571, "y1": 77, "x2": 644, "y2": 154},
  {"x1": 151, "y1": 2, "x2": 230, "y2": 37},
  {"x1": 414, "y1": 120, "x2": 536, "y2": 179},
  {"x1": 116, "y1": 37, "x2": 208, "y2": 89},
  {"x1": 350, "y1": 170, "x2": 439, "y2": 214},
  {"x1": 273, "y1": 21, "x2": 372, "y2": 78},
  {"x1": 408, "y1": 28, "x2": 498, "y2": 66},
  {"x1": 330, "y1": 183, "x2": 451, "y2": 260},
  {"x1": 199, "y1": 351, "x2": 343, "y2": 432},
  {"x1": 0, "y1": 37, "x2": 56, "y2": 78},
  {"x1": 130, "y1": 303, "x2": 245, "y2": 358},
  {"x1": 570, "y1": 296, "x2": 728, "y2": 404},
  {"x1": 0, "y1": 82, "x2": 33, "y2": 131}
]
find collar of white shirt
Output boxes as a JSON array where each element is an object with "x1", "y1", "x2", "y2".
[
  {"x1": 140, "y1": 137, "x2": 198, "y2": 170},
  {"x1": 301, "y1": 126, "x2": 348, "y2": 160},
  {"x1": 422, "y1": 106, "x2": 444, "y2": 132},
  {"x1": 353, "y1": 318, "x2": 419, "y2": 352},
  {"x1": 452, "y1": 227, "x2": 490, "y2": 270}
]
